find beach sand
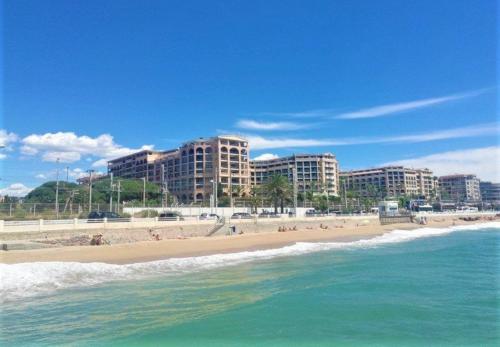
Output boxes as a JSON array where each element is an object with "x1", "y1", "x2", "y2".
[{"x1": 1, "y1": 215, "x2": 493, "y2": 265}]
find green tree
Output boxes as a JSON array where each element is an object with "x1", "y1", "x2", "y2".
[
  {"x1": 265, "y1": 174, "x2": 292, "y2": 213},
  {"x1": 24, "y1": 178, "x2": 162, "y2": 206},
  {"x1": 313, "y1": 194, "x2": 329, "y2": 212},
  {"x1": 248, "y1": 186, "x2": 263, "y2": 214},
  {"x1": 231, "y1": 185, "x2": 244, "y2": 199},
  {"x1": 25, "y1": 182, "x2": 84, "y2": 204}
]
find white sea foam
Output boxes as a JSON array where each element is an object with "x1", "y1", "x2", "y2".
[{"x1": 1, "y1": 222, "x2": 498, "y2": 303}]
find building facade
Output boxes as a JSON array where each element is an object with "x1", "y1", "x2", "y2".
[
  {"x1": 108, "y1": 135, "x2": 250, "y2": 203},
  {"x1": 480, "y1": 181, "x2": 500, "y2": 207},
  {"x1": 250, "y1": 153, "x2": 339, "y2": 196},
  {"x1": 438, "y1": 174, "x2": 481, "y2": 202},
  {"x1": 76, "y1": 173, "x2": 108, "y2": 185},
  {"x1": 108, "y1": 150, "x2": 164, "y2": 182},
  {"x1": 108, "y1": 137, "x2": 342, "y2": 203},
  {"x1": 155, "y1": 135, "x2": 250, "y2": 203},
  {"x1": 340, "y1": 166, "x2": 436, "y2": 199}
]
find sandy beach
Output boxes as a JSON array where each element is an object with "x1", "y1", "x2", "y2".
[{"x1": 0, "y1": 215, "x2": 494, "y2": 264}]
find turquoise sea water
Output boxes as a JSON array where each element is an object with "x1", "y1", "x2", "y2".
[{"x1": 1, "y1": 224, "x2": 499, "y2": 346}]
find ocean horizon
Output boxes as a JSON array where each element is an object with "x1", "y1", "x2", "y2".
[{"x1": 1, "y1": 223, "x2": 499, "y2": 346}]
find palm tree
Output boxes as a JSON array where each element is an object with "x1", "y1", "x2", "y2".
[
  {"x1": 366, "y1": 184, "x2": 380, "y2": 209},
  {"x1": 305, "y1": 190, "x2": 314, "y2": 207},
  {"x1": 345, "y1": 189, "x2": 359, "y2": 212},
  {"x1": 248, "y1": 186, "x2": 263, "y2": 214},
  {"x1": 265, "y1": 174, "x2": 292, "y2": 213},
  {"x1": 231, "y1": 185, "x2": 244, "y2": 198}
]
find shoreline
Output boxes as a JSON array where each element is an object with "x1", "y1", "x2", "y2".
[{"x1": 1, "y1": 217, "x2": 495, "y2": 265}]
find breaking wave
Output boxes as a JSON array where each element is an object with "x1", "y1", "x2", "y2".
[{"x1": 1, "y1": 222, "x2": 498, "y2": 303}]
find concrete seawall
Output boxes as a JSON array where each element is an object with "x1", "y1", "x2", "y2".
[
  {"x1": 0, "y1": 212, "x2": 496, "y2": 247},
  {"x1": 0, "y1": 215, "x2": 379, "y2": 242}
]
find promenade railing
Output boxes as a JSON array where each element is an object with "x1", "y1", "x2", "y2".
[
  {"x1": 1, "y1": 210, "x2": 495, "y2": 234},
  {"x1": 0, "y1": 212, "x2": 388, "y2": 233}
]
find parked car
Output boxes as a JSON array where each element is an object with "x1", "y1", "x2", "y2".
[
  {"x1": 159, "y1": 211, "x2": 185, "y2": 220},
  {"x1": 231, "y1": 212, "x2": 252, "y2": 219},
  {"x1": 258, "y1": 211, "x2": 280, "y2": 218},
  {"x1": 305, "y1": 209, "x2": 319, "y2": 216},
  {"x1": 87, "y1": 211, "x2": 124, "y2": 222},
  {"x1": 199, "y1": 213, "x2": 219, "y2": 220},
  {"x1": 88, "y1": 211, "x2": 102, "y2": 220}
]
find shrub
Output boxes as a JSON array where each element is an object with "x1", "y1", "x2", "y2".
[{"x1": 134, "y1": 209, "x2": 159, "y2": 218}]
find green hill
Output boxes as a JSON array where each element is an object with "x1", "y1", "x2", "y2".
[{"x1": 24, "y1": 178, "x2": 162, "y2": 205}]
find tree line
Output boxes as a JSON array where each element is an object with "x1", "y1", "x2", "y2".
[{"x1": 17, "y1": 175, "x2": 419, "y2": 212}]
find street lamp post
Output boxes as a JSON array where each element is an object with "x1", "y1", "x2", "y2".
[
  {"x1": 210, "y1": 178, "x2": 215, "y2": 214},
  {"x1": 214, "y1": 171, "x2": 218, "y2": 210},
  {"x1": 161, "y1": 164, "x2": 165, "y2": 208},
  {"x1": 292, "y1": 165, "x2": 297, "y2": 215},
  {"x1": 117, "y1": 180, "x2": 121, "y2": 213},
  {"x1": 55, "y1": 158, "x2": 60, "y2": 219},
  {"x1": 87, "y1": 169, "x2": 94, "y2": 212},
  {"x1": 109, "y1": 173, "x2": 114, "y2": 212},
  {"x1": 142, "y1": 177, "x2": 146, "y2": 208}
]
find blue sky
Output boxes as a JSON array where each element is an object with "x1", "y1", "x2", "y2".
[{"x1": 1, "y1": 0, "x2": 498, "y2": 196}]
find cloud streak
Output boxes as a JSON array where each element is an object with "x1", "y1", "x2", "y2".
[
  {"x1": 258, "y1": 108, "x2": 335, "y2": 118},
  {"x1": 336, "y1": 90, "x2": 485, "y2": 119},
  {"x1": 236, "y1": 119, "x2": 309, "y2": 131},
  {"x1": 383, "y1": 146, "x2": 500, "y2": 182},
  {"x1": 256, "y1": 88, "x2": 487, "y2": 120},
  {"x1": 381, "y1": 123, "x2": 498, "y2": 143},
  {"x1": 248, "y1": 123, "x2": 498, "y2": 149}
]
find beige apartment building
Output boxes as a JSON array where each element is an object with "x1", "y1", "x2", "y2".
[
  {"x1": 340, "y1": 166, "x2": 436, "y2": 199},
  {"x1": 108, "y1": 136, "x2": 342, "y2": 203},
  {"x1": 108, "y1": 135, "x2": 250, "y2": 203},
  {"x1": 107, "y1": 150, "x2": 164, "y2": 182},
  {"x1": 250, "y1": 154, "x2": 339, "y2": 196},
  {"x1": 438, "y1": 174, "x2": 481, "y2": 202}
]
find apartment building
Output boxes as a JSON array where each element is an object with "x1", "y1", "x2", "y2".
[
  {"x1": 108, "y1": 150, "x2": 164, "y2": 182},
  {"x1": 76, "y1": 173, "x2": 108, "y2": 185},
  {"x1": 108, "y1": 135, "x2": 250, "y2": 203},
  {"x1": 480, "y1": 181, "x2": 500, "y2": 205},
  {"x1": 438, "y1": 174, "x2": 481, "y2": 202},
  {"x1": 155, "y1": 135, "x2": 250, "y2": 203},
  {"x1": 250, "y1": 153, "x2": 339, "y2": 196},
  {"x1": 108, "y1": 135, "x2": 343, "y2": 203},
  {"x1": 340, "y1": 166, "x2": 436, "y2": 199}
]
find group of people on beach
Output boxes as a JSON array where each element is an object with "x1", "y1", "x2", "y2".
[
  {"x1": 278, "y1": 225, "x2": 297, "y2": 232},
  {"x1": 90, "y1": 234, "x2": 109, "y2": 246},
  {"x1": 148, "y1": 229, "x2": 162, "y2": 241}
]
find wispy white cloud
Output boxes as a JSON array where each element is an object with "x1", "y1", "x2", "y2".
[
  {"x1": 247, "y1": 123, "x2": 498, "y2": 149},
  {"x1": 336, "y1": 90, "x2": 485, "y2": 119},
  {"x1": 236, "y1": 119, "x2": 309, "y2": 131},
  {"x1": 375, "y1": 123, "x2": 498, "y2": 143},
  {"x1": 257, "y1": 88, "x2": 487, "y2": 120},
  {"x1": 258, "y1": 108, "x2": 334, "y2": 118},
  {"x1": 248, "y1": 135, "x2": 343, "y2": 150},
  {"x1": 383, "y1": 147, "x2": 500, "y2": 182},
  {"x1": 20, "y1": 132, "x2": 154, "y2": 167},
  {"x1": 42, "y1": 151, "x2": 82, "y2": 163},
  {"x1": 252, "y1": 153, "x2": 280, "y2": 161},
  {"x1": 68, "y1": 168, "x2": 89, "y2": 179},
  {"x1": 0, "y1": 129, "x2": 18, "y2": 146},
  {"x1": 0, "y1": 183, "x2": 33, "y2": 197},
  {"x1": 0, "y1": 130, "x2": 19, "y2": 153},
  {"x1": 35, "y1": 168, "x2": 103, "y2": 182}
]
